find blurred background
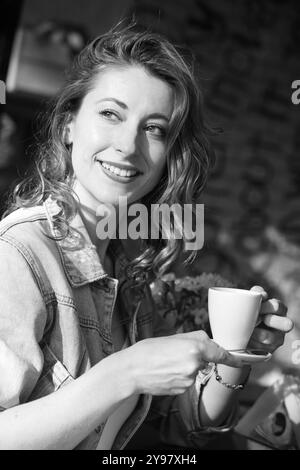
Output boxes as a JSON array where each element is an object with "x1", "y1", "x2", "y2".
[{"x1": 1, "y1": 0, "x2": 300, "y2": 443}]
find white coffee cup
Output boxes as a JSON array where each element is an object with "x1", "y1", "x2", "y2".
[{"x1": 208, "y1": 287, "x2": 262, "y2": 349}]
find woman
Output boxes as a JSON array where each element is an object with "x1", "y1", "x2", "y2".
[{"x1": 0, "y1": 24, "x2": 293, "y2": 450}]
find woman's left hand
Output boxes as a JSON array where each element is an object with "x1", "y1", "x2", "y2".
[{"x1": 247, "y1": 286, "x2": 294, "y2": 353}]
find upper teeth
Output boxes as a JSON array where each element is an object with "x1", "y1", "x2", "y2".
[{"x1": 100, "y1": 161, "x2": 138, "y2": 177}]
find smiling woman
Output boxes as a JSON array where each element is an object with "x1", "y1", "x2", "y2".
[
  {"x1": 0, "y1": 22, "x2": 292, "y2": 450},
  {"x1": 68, "y1": 66, "x2": 173, "y2": 211},
  {"x1": 5, "y1": 23, "x2": 213, "y2": 280}
]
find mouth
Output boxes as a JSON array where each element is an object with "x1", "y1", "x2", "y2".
[{"x1": 96, "y1": 159, "x2": 143, "y2": 182}]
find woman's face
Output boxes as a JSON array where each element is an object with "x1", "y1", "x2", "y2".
[{"x1": 67, "y1": 65, "x2": 174, "y2": 211}]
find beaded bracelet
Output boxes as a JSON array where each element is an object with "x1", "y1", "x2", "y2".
[{"x1": 213, "y1": 363, "x2": 251, "y2": 391}]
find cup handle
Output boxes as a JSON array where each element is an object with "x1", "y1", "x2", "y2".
[{"x1": 255, "y1": 295, "x2": 264, "y2": 326}]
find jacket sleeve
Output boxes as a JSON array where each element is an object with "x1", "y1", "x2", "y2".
[
  {"x1": 0, "y1": 237, "x2": 47, "y2": 410},
  {"x1": 144, "y1": 283, "x2": 238, "y2": 449}
]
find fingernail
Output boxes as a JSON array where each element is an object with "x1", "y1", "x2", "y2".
[{"x1": 285, "y1": 318, "x2": 293, "y2": 330}]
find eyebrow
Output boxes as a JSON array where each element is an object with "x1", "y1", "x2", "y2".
[
  {"x1": 97, "y1": 98, "x2": 170, "y2": 122},
  {"x1": 97, "y1": 98, "x2": 128, "y2": 109}
]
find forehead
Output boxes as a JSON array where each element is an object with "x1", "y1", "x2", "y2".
[{"x1": 84, "y1": 65, "x2": 174, "y2": 116}]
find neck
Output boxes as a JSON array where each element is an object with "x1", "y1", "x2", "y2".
[
  {"x1": 73, "y1": 181, "x2": 137, "y2": 264},
  {"x1": 73, "y1": 180, "x2": 116, "y2": 263},
  {"x1": 77, "y1": 202, "x2": 111, "y2": 264}
]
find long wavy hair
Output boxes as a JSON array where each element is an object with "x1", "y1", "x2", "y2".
[{"x1": 5, "y1": 23, "x2": 215, "y2": 284}]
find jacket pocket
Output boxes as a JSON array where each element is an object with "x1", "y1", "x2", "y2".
[{"x1": 29, "y1": 343, "x2": 74, "y2": 400}]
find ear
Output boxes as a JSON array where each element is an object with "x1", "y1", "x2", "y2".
[{"x1": 63, "y1": 114, "x2": 74, "y2": 146}]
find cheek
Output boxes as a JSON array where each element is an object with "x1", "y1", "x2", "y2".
[
  {"x1": 149, "y1": 144, "x2": 168, "y2": 174},
  {"x1": 71, "y1": 132, "x2": 102, "y2": 168},
  {"x1": 153, "y1": 154, "x2": 168, "y2": 181},
  {"x1": 155, "y1": 161, "x2": 167, "y2": 181},
  {"x1": 72, "y1": 117, "x2": 106, "y2": 151},
  {"x1": 142, "y1": 159, "x2": 167, "y2": 196}
]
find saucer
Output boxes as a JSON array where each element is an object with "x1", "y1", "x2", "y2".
[{"x1": 228, "y1": 349, "x2": 272, "y2": 364}]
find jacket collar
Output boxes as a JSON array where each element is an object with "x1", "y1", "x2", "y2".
[{"x1": 43, "y1": 196, "x2": 142, "y2": 288}]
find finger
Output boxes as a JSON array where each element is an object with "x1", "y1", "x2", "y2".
[
  {"x1": 260, "y1": 299, "x2": 288, "y2": 316},
  {"x1": 247, "y1": 337, "x2": 278, "y2": 353},
  {"x1": 251, "y1": 327, "x2": 282, "y2": 346},
  {"x1": 220, "y1": 350, "x2": 245, "y2": 368},
  {"x1": 204, "y1": 340, "x2": 244, "y2": 368},
  {"x1": 262, "y1": 314, "x2": 293, "y2": 332},
  {"x1": 250, "y1": 285, "x2": 268, "y2": 301}
]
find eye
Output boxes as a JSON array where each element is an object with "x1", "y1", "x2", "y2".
[
  {"x1": 145, "y1": 124, "x2": 167, "y2": 139},
  {"x1": 99, "y1": 109, "x2": 120, "y2": 122}
]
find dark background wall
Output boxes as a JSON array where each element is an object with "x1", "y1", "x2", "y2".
[
  {"x1": 0, "y1": 0, "x2": 300, "y2": 380},
  {"x1": 20, "y1": 0, "x2": 132, "y2": 37},
  {"x1": 129, "y1": 0, "x2": 300, "y2": 382}
]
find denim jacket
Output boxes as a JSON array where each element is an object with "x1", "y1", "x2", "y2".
[{"x1": 0, "y1": 197, "x2": 236, "y2": 449}]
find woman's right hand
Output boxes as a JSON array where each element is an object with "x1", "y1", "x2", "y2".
[{"x1": 126, "y1": 330, "x2": 244, "y2": 396}]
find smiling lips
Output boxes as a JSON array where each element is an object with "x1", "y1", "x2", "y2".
[{"x1": 97, "y1": 160, "x2": 142, "y2": 179}]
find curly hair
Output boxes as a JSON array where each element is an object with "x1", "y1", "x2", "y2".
[{"x1": 4, "y1": 22, "x2": 216, "y2": 283}]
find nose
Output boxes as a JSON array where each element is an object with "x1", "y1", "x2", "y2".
[{"x1": 114, "y1": 122, "x2": 138, "y2": 157}]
